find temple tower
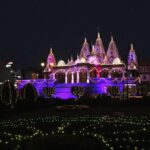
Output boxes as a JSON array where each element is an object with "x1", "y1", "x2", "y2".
[
  {"x1": 80, "y1": 38, "x2": 90, "y2": 58},
  {"x1": 107, "y1": 36, "x2": 120, "y2": 64},
  {"x1": 128, "y1": 43, "x2": 138, "y2": 70},
  {"x1": 44, "y1": 48, "x2": 56, "y2": 72},
  {"x1": 94, "y1": 33, "x2": 105, "y2": 63}
]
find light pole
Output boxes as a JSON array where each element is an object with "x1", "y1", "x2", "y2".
[
  {"x1": 40, "y1": 62, "x2": 49, "y2": 98},
  {"x1": 122, "y1": 70, "x2": 125, "y2": 100},
  {"x1": 46, "y1": 72, "x2": 49, "y2": 98},
  {"x1": 47, "y1": 62, "x2": 54, "y2": 99},
  {"x1": 40, "y1": 62, "x2": 45, "y2": 78},
  {"x1": 126, "y1": 67, "x2": 129, "y2": 100}
]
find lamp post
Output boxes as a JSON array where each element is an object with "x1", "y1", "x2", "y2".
[
  {"x1": 126, "y1": 67, "x2": 129, "y2": 100},
  {"x1": 47, "y1": 62, "x2": 54, "y2": 99},
  {"x1": 40, "y1": 62, "x2": 49, "y2": 98},
  {"x1": 40, "y1": 62, "x2": 45, "y2": 78},
  {"x1": 46, "y1": 72, "x2": 49, "y2": 98},
  {"x1": 122, "y1": 70, "x2": 125, "y2": 100},
  {"x1": 41, "y1": 62, "x2": 45, "y2": 67}
]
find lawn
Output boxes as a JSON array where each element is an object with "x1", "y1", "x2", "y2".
[{"x1": 0, "y1": 107, "x2": 150, "y2": 149}]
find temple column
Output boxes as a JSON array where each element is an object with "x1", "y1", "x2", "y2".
[
  {"x1": 53, "y1": 73, "x2": 55, "y2": 80},
  {"x1": 71, "y1": 72, "x2": 74, "y2": 84},
  {"x1": 87, "y1": 71, "x2": 90, "y2": 83},
  {"x1": 108, "y1": 71, "x2": 111, "y2": 78},
  {"x1": 77, "y1": 71, "x2": 79, "y2": 83},
  {"x1": 97, "y1": 71, "x2": 100, "y2": 78},
  {"x1": 65, "y1": 72, "x2": 68, "y2": 84},
  {"x1": 122, "y1": 71, "x2": 125, "y2": 79}
]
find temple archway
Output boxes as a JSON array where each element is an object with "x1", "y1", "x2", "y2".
[
  {"x1": 55, "y1": 71, "x2": 65, "y2": 83},
  {"x1": 67, "y1": 71, "x2": 72, "y2": 83},
  {"x1": 79, "y1": 68, "x2": 87, "y2": 83},
  {"x1": 110, "y1": 69, "x2": 123, "y2": 78},
  {"x1": 100, "y1": 69, "x2": 109, "y2": 78},
  {"x1": 90, "y1": 68, "x2": 97, "y2": 78}
]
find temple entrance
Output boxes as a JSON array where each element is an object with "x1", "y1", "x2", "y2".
[
  {"x1": 55, "y1": 72, "x2": 65, "y2": 83},
  {"x1": 79, "y1": 69, "x2": 87, "y2": 83}
]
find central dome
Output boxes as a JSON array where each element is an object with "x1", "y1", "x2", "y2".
[
  {"x1": 87, "y1": 55, "x2": 99, "y2": 65},
  {"x1": 112, "y1": 57, "x2": 121, "y2": 65}
]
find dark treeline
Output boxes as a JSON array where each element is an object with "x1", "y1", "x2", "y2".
[{"x1": 0, "y1": 81, "x2": 150, "y2": 114}]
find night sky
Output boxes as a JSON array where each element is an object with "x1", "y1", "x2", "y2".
[{"x1": 0, "y1": 0, "x2": 150, "y2": 69}]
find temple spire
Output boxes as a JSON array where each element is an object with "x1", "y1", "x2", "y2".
[
  {"x1": 111, "y1": 35, "x2": 114, "y2": 42},
  {"x1": 91, "y1": 45, "x2": 95, "y2": 55},
  {"x1": 130, "y1": 43, "x2": 134, "y2": 51},
  {"x1": 50, "y1": 48, "x2": 53, "y2": 54},
  {"x1": 128, "y1": 43, "x2": 138, "y2": 69},
  {"x1": 107, "y1": 35, "x2": 120, "y2": 64},
  {"x1": 46, "y1": 47, "x2": 56, "y2": 68},
  {"x1": 98, "y1": 32, "x2": 100, "y2": 39},
  {"x1": 68, "y1": 59, "x2": 70, "y2": 63},
  {"x1": 80, "y1": 37, "x2": 90, "y2": 58},
  {"x1": 94, "y1": 33, "x2": 105, "y2": 63},
  {"x1": 71, "y1": 56, "x2": 73, "y2": 61}
]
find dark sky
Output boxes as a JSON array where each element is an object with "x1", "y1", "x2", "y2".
[{"x1": 0, "y1": 0, "x2": 150, "y2": 69}]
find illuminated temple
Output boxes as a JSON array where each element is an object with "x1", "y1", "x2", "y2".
[{"x1": 18, "y1": 33, "x2": 140, "y2": 99}]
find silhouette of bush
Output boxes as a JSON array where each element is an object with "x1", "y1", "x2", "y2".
[
  {"x1": 43, "y1": 87, "x2": 55, "y2": 98},
  {"x1": 71, "y1": 86, "x2": 85, "y2": 99},
  {"x1": 107, "y1": 86, "x2": 120, "y2": 97},
  {"x1": 22, "y1": 83, "x2": 37, "y2": 103},
  {"x1": 0, "y1": 80, "x2": 17, "y2": 107}
]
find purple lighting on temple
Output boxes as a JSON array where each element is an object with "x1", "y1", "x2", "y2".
[{"x1": 17, "y1": 33, "x2": 140, "y2": 99}]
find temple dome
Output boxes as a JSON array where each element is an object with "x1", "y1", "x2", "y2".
[
  {"x1": 57, "y1": 60, "x2": 65, "y2": 66},
  {"x1": 80, "y1": 57, "x2": 86, "y2": 63},
  {"x1": 87, "y1": 55, "x2": 99, "y2": 65},
  {"x1": 113, "y1": 57, "x2": 121, "y2": 65}
]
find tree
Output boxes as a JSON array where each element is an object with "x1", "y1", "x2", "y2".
[
  {"x1": 0, "y1": 80, "x2": 17, "y2": 108},
  {"x1": 107, "y1": 86, "x2": 120, "y2": 98},
  {"x1": 22, "y1": 83, "x2": 37, "y2": 102},
  {"x1": 139, "y1": 84, "x2": 150, "y2": 97},
  {"x1": 71, "y1": 86, "x2": 85, "y2": 100},
  {"x1": 43, "y1": 87, "x2": 55, "y2": 98}
]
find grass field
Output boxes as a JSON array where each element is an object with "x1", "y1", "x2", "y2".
[{"x1": 1, "y1": 106, "x2": 150, "y2": 149}]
